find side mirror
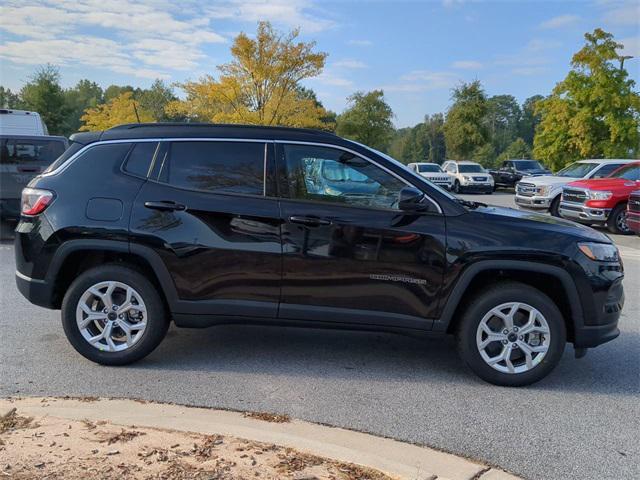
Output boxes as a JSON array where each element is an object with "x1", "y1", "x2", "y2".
[{"x1": 398, "y1": 186, "x2": 428, "y2": 212}]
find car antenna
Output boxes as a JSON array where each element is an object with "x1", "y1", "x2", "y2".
[{"x1": 132, "y1": 101, "x2": 141, "y2": 123}]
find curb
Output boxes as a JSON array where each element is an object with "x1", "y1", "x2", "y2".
[{"x1": 0, "y1": 397, "x2": 520, "y2": 480}]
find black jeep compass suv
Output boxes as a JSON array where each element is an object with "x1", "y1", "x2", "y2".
[{"x1": 15, "y1": 124, "x2": 624, "y2": 386}]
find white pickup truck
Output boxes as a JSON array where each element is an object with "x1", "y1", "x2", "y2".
[{"x1": 514, "y1": 159, "x2": 635, "y2": 216}]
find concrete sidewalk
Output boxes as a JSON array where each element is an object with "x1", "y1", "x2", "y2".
[{"x1": 0, "y1": 396, "x2": 520, "y2": 480}]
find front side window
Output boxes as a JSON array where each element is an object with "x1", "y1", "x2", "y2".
[
  {"x1": 592, "y1": 163, "x2": 626, "y2": 179},
  {"x1": 283, "y1": 144, "x2": 406, "y2": 210},
  {"x1": 610, "y1": 164, "x2": 640, "y2": 181},
  {"x1": 164, "y1": 141, "x2": 265, "y2": 195}
]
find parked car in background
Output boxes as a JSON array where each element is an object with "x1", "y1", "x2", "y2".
[
  {"x1": 442, "y1": 160, "x2": 494, "y2": 193},
  {"x1": 559, "y1": 162, "x2": 640, "y2": 234},
  {"x1": 407, "y1": 162, "x2": 453, "y2": 190},
  {"x1": 515, "y1": 159, "x2": 635, "y2": 216},
  {"x1": 627, "y1": 190, "x2": 640, "y2": 235},
  {"x1": 0, "y1": 109, "x2": 48, "y2": 136},
  {"x1": 15, "y1": 123, "x2": 625, "y2": 386},
  {"x1": 489, "y1": 159, "x2": 550, "y2": 190}
]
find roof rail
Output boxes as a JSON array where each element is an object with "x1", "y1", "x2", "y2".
[{"x1": 107, "y1": 122, "x2": 337, "y2": 136}]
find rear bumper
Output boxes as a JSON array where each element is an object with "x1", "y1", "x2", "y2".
[
  {"x1": 0, "y1": 198, "x2": 20, "y2": 219},
  {"x1": 15, "y1": 271, "x2": 56, "y2": 309},
  {"x1": 559, "y1": 202, "x2": 610, "y2": 225}
]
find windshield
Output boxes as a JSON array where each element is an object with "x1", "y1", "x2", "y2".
[
  {"x1": 417, "y1": 164, "x2": 442, "y2": 173},
  {"x1": 610, "y1": 164, "x2": 640, "y2": 181},
  {"x1": 0, "y1": 137, "x2": 66, "y2": 165},
  {"x1": 556, "y1": 162, "x2": 598, "y2": 178},
  {"x1": 513, "y1": 160, "x2": 544, "y2": 170},
  {"x1": 459, "y1": 164, "x2": 485, "y2": 173}
]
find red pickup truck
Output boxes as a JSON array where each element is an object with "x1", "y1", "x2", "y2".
[
  {"x1": 628, "y1": 190, "x2": 640, "y2": 235},
  {"x1": 559, "y1": 161, "x2": 640, "y2": 234}
]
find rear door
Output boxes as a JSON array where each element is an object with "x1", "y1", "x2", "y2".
[
  {"x1": 276, "y1": 142, "x2": 446, "y2": 329},
  {"x1": 130, "y1": 139, "x2": 282, "y2": 318}
]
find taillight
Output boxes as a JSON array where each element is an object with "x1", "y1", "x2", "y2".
[{"x1": 21, "y1": 188, "x2": 54, "y2": 216}]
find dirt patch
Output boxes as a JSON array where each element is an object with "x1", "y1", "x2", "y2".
[
  {"x1": 0, "y1": 411, "x2": 397, "y2": 480},
  {"x1": 0, "y1": 408, "x2": 36, "y2": 434},
  {"x1": 244, "y1": 411, "x2": 291, "y2": 423}
]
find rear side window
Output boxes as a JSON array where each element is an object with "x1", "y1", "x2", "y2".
[
  {"x1": 123, "y1": 142, "x2": 157, "y2": 177},
  {"x1": 1, "y1": 138, "x2": 66, "y2": 166},
  {"x1": 164, "y1": 141, "x2": 265, "y2": 195}
]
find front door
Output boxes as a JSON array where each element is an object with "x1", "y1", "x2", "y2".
[
  {"x1": 130, "y1": 140, "x2": 282, "y2": 318},
  {"x1": 276, "y1": 143, "x2": 446, "y2": 329}
]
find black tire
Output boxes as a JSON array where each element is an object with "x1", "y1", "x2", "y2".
[
  {"x1": 61, "y1": 264, "x2": 169, "y2": 365},
  {"x1": 455, "y1": 282, "x2": 566, "y2": 387},
  {"x1": 606, "y1": 203, "x2": 631, "y2": 235},
  {"x1": 453, "y1": 180, "x2": 461, "y2": 194},
  {"x1": 549, "y1": 196, "x2": 561, "y2": 217}
]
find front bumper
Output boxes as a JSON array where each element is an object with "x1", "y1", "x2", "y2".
[
  {"x1": 514, "y1": 195, "x2": 551, "y2": 209},
  {"x1": 559, "y1": 202, "x2": 610, "y2": 225}
]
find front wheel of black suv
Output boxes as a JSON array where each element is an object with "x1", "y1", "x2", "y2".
[
  {"x1": 455, "y1": 282, "x2": 566, "y2": 386},
  {"x1": 61, "y1": 264, "x2": 169, "y2": 365}
]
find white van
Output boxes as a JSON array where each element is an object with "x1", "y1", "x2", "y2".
[{"x1": 0, "y1": 109, "x2": 49, "y2": 136}]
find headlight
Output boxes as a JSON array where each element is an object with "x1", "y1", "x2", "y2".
[
  {"x1": 535, "y1": 186, "x2": 549, "y2": 196},
  {"x1": 578, "y1": 242, "x2": 619, "y2": 262},
  {"x1": 588, "y1": 190, "x2": 612, "y2": 200},
  {"x1": 462, "y1": 175, "x2": 472, "y2": 181}
]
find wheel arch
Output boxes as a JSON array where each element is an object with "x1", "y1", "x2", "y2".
[
  {"x1": 436, "y1": 260, "x2": 582, "y2": 343},
  {"x1": 46, "y1": 240, "x2": 178, "y2": 310}
]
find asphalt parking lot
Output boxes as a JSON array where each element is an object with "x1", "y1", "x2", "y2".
[{"x1": 1, "y1": 195, "x2": 639, "y2": 480}]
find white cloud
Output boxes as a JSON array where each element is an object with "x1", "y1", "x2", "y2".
[
  {"x1": 348, "y1": 39, "x2": 373, "y2": 47},
  {"x1": 384, "y1": 71, "x2": 459, "y2": 93},
  {"x1": 333, "y1": 59, "x2": 367, "y2": 69},
  {"x1": 0, "y1": 0, "x2": 226, "y2": 79},
  {"x1": 619, "y1": 36, "x2": 640, "y2": 58},
  {"x1": 539, "y1": 14, "x2": 580, "y2": 29},
  {"x1": 451, "y1": 60, "x2": 483, "y2": 69},
  {"x1": 309, "y1": 72, "x2": 353, "y2": 87},
  {"x1": 603, "y1": 3, "x2": 640, "y2": 26},
  {"x1": 205, "y1": 0, "x2": 335, "y2": 33}
]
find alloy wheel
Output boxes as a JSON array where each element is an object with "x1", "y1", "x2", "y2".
[
  {"x1": 616, "y1": 211, "x2": 629, "y2": 233},
  {"x1": 76, "y1": 281, "x2": 148, "y2": 352},
  {"x1": 476, "y1": 302, "x2": 550, "y2": 374}
]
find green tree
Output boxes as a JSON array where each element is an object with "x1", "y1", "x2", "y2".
[
  {"x1": 64, "y1": 79, "x2": 104, "y2": 134},
  {"x1": 473, "y1": 143, "x2": 496, "y2": 167},
  {"x1": 0, "y1": 87, "x2": 22, "y2": 108},
  {"x1": 534, "y1": 29, "x2": 640, "y2": 169},
  {"x1": 295, "y1": 85, "x2": 336, "y2": 131},
  {"x1": 139, "y1": 79, "x2": 178, "y2": 122},
  {"x1": 104, "y1": 85, "x2": 135, "y2": 102},
  {"x1": 168, "y1": 21, "x2": 330, "y2": 128},
  {"x1": 485, "y1": 95, "x2": 521, "y2": 156},
  {"x1": 19, "y1": 65, "x2": 69, "y2": 135},
  {"x1": 518, "y1": 95, "x2": 544, "y2": 147},
  {"x1": 336, "y1": 90, "x2": 394, "y2": 151},
  {"x1": 497, "y1": 137, "x2": 532, "y2": 161},
  {"x1": 444, "y1": 81, "x2": 490, "y2": 159},
  {"x1": 424, "y1": 113, "x2": 446, "y2": 164}
]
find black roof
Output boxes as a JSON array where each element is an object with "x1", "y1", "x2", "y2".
[{"x1": 70, "y1": 123, "x2": 342, "y2": 145}]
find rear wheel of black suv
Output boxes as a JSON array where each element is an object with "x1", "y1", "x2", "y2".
[
  {"x1": 455, "y1": 282, "x2": 566, "y2": 387},
  {"x1": 61, "y1": 264, "x2": 169, "y2": 365}
]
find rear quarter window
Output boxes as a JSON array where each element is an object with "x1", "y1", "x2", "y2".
[{"x1": 123, "y1": 142, "x2": 158, "y2": 178}]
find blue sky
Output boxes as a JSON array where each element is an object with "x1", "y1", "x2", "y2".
[{"x1": 0, "y1": 0, "x2": 638, "y2": 127}]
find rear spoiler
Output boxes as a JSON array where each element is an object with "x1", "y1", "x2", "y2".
[{"x1": 68, "y1": 131, "x2": 103, "y2": 146}]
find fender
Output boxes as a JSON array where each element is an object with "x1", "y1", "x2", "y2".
[
  {"x1": 45, "y1": 239, "x2": 180, "y2": 308},
  {"x1": 433, "y1": 259, "x2": 584, "y2": 333}
]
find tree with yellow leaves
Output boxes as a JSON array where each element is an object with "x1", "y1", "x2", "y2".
[
  {"x1": 166, "y1": 21, "x2": 333, "y2": 129},
  {"x1": 80, "y1": 91, "x2": 154, "y2": 131}
]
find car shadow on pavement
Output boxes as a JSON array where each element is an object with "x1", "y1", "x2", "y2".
[{"x1": 134, "y1": 324, "x2": 639, "y2": 395}]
